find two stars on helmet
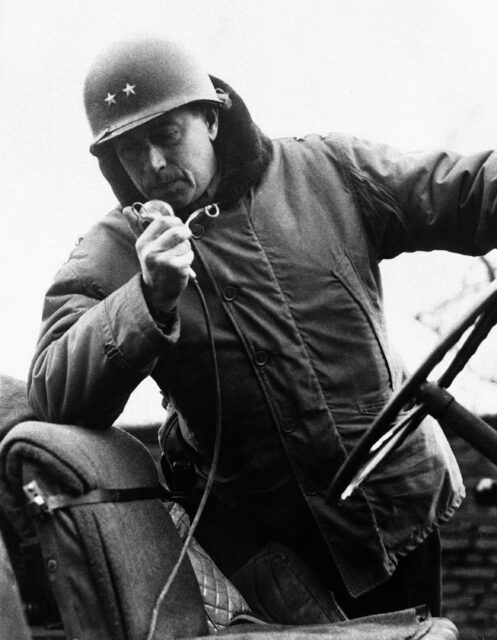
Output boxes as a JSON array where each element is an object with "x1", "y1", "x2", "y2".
[{"x1": 104, "y1": 83, "x2": 136, "y2": 106}]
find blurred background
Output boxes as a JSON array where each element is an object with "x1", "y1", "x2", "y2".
[{"x1": 2, "y1": 0, "x2": 497, "y2": 424}]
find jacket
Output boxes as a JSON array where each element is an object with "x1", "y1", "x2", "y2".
[{"x1": 28, "y1": 83, "x2": 497, "y2": 597}]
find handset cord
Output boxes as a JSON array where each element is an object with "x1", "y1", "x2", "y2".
[{"x1": 145, "y1": 245, "x2": 222, "y2": 640}]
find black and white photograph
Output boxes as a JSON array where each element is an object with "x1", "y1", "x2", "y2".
[{"x1": 1, "y1": 1, "x2": 497, "y2": 638}]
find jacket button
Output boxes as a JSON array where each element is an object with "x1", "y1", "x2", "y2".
[
  {"x1": 222, "y1": 285, "x2": 238, "y2": 301},
  {"x1": 254, "y1": 350, "x2": 269, "y2": 366},
  {"x1": 304, "y1": 480, "x2": 317, "y2": 496},
  {"x1": 281, "y1": 418, "x2": 297, "y2": 433},
  {"x1": 46, "y1": 558, "x2": 58, "y2": 573},
  {"x1": 191, "y1": 223, "x2": 204, "y2": 239}
]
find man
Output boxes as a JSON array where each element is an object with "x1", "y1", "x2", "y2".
[{"x1": 27, "y1": 35, "x2": 497, "y2": 619}]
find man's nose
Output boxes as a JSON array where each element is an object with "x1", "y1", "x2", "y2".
[{"x1": 147, "y1": 144, "x2": 167, "y2": 172}]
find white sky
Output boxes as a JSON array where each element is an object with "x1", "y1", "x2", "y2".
[{"x1": 2, "y1": 0, "x2": 497, "y2": 421}]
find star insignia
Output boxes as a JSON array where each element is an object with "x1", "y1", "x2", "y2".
[
  {"x1": 104, "y1": 92, "x2": 117, "y2": 106},
  {"x1": 122, "y1": 83, "x2": 136, "y2": 97}
]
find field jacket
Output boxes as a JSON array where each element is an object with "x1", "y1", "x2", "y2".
[{"x1": 28, "y1": 131, "x2": 497, "y2": 597}]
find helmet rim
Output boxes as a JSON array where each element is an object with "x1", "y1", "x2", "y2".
[{"x1": 89, "y1": 98, "x2": 222, "y2": 155}]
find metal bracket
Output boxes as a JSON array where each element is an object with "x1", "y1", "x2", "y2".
[{"x1": 23, "y1": 481, "x2": 51, "y2": 517}]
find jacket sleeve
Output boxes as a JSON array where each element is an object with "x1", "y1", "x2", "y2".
[
  {"x1": 28, "y1": 264, "x2": 179, "y2": 428},
  {"x1": 336, "y1": 135, "x2": 497, "y2": 260}
]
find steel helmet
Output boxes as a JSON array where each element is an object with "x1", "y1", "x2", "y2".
[{"x1": 84, "y1": 36, "x2": 224, "y2": 155}]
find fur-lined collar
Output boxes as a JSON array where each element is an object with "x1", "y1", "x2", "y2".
[{"x1": 94, "y1": 76, "x2": 273, "y2": 212}]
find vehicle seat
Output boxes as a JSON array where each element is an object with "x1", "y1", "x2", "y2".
[{"x1": 0, "y1": 375, "x2": 458, "y2": 639}]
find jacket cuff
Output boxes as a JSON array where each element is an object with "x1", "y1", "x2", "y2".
[
  {"x1": 139, "y1": 276, "x2": 178, "y2": 334},
  {"x1": 100, "y1": 274, "x2": 180, "y2": 372}
]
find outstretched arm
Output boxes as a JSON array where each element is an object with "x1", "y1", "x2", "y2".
[{"x1": 337, "y1": 136, "x2": 497, "y2": 259}]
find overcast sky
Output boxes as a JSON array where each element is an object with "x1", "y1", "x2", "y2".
[{"x1": 2, "y1": 0, "x2": 497, "y2": 420}]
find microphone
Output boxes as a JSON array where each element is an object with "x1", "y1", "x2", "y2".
[
  {"x1": 131, "y1": 199, "x2": 220, "y2": 232},
  {"x1": 132, "y1": 199, "x2": 175, "y2": 231}
]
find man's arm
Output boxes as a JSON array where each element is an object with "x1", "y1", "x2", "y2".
[
  {"x1": 28, "y1": 266, "x2": 179, "y2": 428},
  {"x1": 27, "y1": 204, "x2": 196, "y2": 428},
  {"x1": 337, "y1": 136, "x2": 497, "y2": 259}
]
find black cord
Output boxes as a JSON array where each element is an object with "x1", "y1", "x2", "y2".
[{"x1": 146, "y1": 277, "x2": 222, "y2": 640}]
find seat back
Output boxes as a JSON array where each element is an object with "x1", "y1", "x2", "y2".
[
  {"x1": 0, "y1": 421, "x2": 208, "y2": 640},
  {"x1": 0, "y1": 529, "x2": 31, "y2": 640}
]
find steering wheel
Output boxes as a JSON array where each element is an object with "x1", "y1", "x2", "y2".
[{"x1": 327, "y1": 278, "x2": 497, "y2": 505}]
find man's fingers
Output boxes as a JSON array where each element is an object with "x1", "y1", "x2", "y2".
[
  {"x1": 137, "y1": 215, "x2": 187, "y2": 244},
  {"x1": 157, "y1": 250, "x2": 195, "y2": 275},
  {"x1": 136, "y1": 215, "x2": 195, "y2": 306},
  {"x1": 141, "y1": 233, "x2": 192, "y2": 261},
  {"x1": 155, "y1": 238, "x2": 192, "y2": 258},
  {"x1": 171, "y1": 239, "x2": 192, "y2": 256}
]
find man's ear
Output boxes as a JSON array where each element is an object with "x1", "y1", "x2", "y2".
[{"x1": 205, "y1": 107, "x2": 219, "y2": 141}]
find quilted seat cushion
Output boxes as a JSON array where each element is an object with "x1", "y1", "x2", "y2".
[{"x1": 166, "y1": 501, "x2": 251, "y2": 632}]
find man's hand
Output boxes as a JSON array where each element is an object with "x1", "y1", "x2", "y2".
[{"x1": 135, "y1": 215, "x2": 195, "y2": 316}]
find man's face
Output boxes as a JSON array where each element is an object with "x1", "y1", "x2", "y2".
[{"x1": 113, "y1": 105, "x2": 218, "y2": 210}]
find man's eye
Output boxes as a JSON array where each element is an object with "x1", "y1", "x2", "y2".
[
  {"x1": 117, "y1": 143, "x2": 141, "y2": 159},
  {"x1": 153, "y1": 128, "x2": 181, "y2": 145}
]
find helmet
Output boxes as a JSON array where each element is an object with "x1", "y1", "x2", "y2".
[{"x1": 84, "y1": 36, "x2": 224, "y2": 154}]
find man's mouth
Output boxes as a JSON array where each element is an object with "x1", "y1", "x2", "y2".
[{"x1": 151, "y1": 178, "x2": 183, "y2": 192}]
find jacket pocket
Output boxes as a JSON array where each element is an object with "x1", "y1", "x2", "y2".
[{"x1": 331, "y1": 250, "x2": 394, "y2": 389}]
